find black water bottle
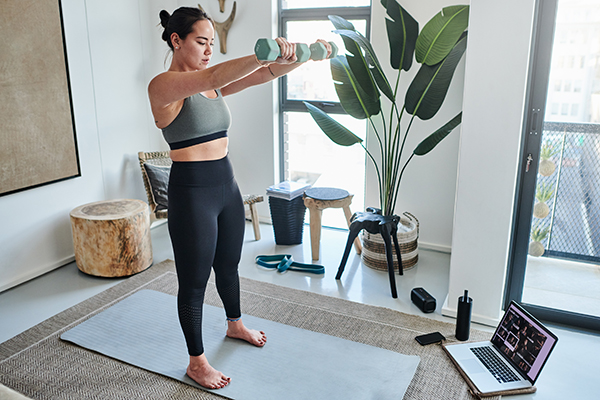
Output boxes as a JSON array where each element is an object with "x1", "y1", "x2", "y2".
[{"x1": 455, "y1": 290, "x2": 472, "y2": 341}]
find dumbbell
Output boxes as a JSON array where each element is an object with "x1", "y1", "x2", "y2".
[{"x1": 254, "y1": 39, "x2": 338, "y2": 63}]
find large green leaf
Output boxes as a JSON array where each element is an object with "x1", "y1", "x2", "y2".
[
  {"x1": 413, "y1": 112, "x2": 462, "y2": 155},
  {"x1": 405, "y1": 31, "x2": 467, "y2": 120},
  {"x1": 334, "y1": 29, "x2": 395, "y2": 102},
  {"x1": 329, "y1": 16, "x2": 380, "y2": 104},
  {"x1": 329, "y1": 15, "x2": 356, "y2": 31},
  {"x1": 415, "y1": 5, "x2": 469, "y2": 66},
  {"x1": 304, "y1": 102, "x2": 363, "y2": 146},
  {"x1": 331, "y1": 56, "x2": 381, "y2": 119},
  {"x1": 381, "y1": 0, "x2": 419, "y2": 71}
]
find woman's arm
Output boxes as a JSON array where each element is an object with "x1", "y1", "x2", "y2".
[
  {"x1": 220, "y1": 39, "x2": 333, "y2": 97},
  {"x1": 220, "y1": 63, "x2": 304, "y2": 97},
  {"x1": 149, "y1": 38, "x2": 297, "y2": 109},
  {"x1": 148, "y1": 55, "x2": 263, "y2": 108}
]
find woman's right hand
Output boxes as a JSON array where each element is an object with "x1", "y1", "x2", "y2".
[{"x1": 273, "y1": 37, "x2": 298, "y2": 64}]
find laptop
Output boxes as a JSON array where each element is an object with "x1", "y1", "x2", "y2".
[{"x1": 444, "y1": 301, "x2": 558, "y2": 394}]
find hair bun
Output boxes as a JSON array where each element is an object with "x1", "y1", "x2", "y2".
[{"x1": 159, "y1": 10, "x2": 170, "y2": 28}]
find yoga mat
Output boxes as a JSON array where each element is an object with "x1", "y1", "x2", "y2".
[{"x1": 60, "y1": 289, "x2": 420, "y2": 400}]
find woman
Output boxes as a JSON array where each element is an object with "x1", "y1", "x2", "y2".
[{"x1": 148, "y1": 7, "x2": 331, "y2": 390}]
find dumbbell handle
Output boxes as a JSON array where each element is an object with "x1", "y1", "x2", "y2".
[{"x1": 255, "y1": 39, "x2": 336, "y2": 62}]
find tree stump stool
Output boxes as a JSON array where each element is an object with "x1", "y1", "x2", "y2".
[
  {"x1": 70, "y1": 199, "x2": 153, "y2": 277},
  {"x1": 303, "y1": 187, "x2": 362, "y2": 260}
]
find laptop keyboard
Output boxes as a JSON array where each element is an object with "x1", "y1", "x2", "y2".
[{"x1": 470, "y1": 346, "x2": 521, "y2": 383}]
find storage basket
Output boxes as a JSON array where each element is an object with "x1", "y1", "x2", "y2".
[
  {"x1": 361, "y1": 212, "x2": 419, "y2": 271},
  {"x1": 268, "y1": 196, "x2": 306, "y2": 245}
]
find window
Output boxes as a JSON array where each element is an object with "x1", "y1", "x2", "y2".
[
  {"x1": 566, "y1": 56, "x2": 574, "y2": 68},
  {"x1": 563, "y1": 79, "x2": 572, "y2": 92},
  {"x1": 283, "y1": 0, "x2": 370, "y2": 9},
  {"x1": 559, "y1": 30, "x2": 568, "y2": 43},
  {"x1": 571, "y1": 103, "x2": 579, "y2": 116},
  {"x1": 506, "y1": 0, "x2": 600, "y2": 332},
  {"x1": 551, "y1": 103, "x2": 559, "y2": 114},
  {"x1": 554, "y1": 79, "x2": 562, "y2": 91},
  {"x1": 279, "y1": 1, "x2": 371, "y2": 228}
]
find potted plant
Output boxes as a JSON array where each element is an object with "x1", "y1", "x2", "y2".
[
  {"x1": 533, "y1": 182, "x2": 554, "y2": 219},
  {"x1": 529, "y1": 221, "x2": 549, "y2": 257},
  {"x1": 539, "y1": 141, "x2": 559, "y2": 177},
  {"x1": 304, "y1": 1, "x2": 469, "y2": 270}
]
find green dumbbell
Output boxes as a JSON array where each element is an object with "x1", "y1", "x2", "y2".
[
  {"x1": 309, "y1": 41, "x2": 339, "y2": 60},
  {"x1": 329, "y1": 42, "x2": 339, "y2": 58},
  {"x1": 254, "y1": 39, "x2": 309, "y2": 63},
  {"x1": 295, "y1": 43, "x2": 311, "y2": 62},
  {"x1": 254, "y1": 39, "x2": 338, "y2": 62},
  {"x1": 254, "y1": 38, "x2": 281, "y2": 61}
]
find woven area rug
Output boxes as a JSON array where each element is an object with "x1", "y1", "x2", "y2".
[{"x1": 0, "y1": 260, "x2": 499, "y2": 400}]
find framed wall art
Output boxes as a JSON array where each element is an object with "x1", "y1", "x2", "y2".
[{"x1": 0, "y1": 0, "x2": 80, "y2": 197}]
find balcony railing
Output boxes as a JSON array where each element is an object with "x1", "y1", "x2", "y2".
[{"x1": 536, "y1": 122, "x2": 600, "y2": 264}]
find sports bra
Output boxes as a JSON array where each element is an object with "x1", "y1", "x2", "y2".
[{"x1": 161, "y1": 89, "x2": 231, "y2": 150}]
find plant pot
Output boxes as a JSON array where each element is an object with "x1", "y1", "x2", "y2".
[
  {"x1": 528, "y1": 241, "x2": 545, "y2": 257},
  {"x1": 533, "y1": 201, "x2": 550, "y2": 219},
  {"x1": 361, "y1": 212, "x2": 419, "y2": 271},
  {"x1": 539, "y1": 159, "x2": 556, "y2": 176}
]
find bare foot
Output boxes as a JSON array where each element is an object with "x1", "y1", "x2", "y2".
[
  {"x1": 186, "y1": 354, "x2": 231, "y2": 389},
  {"x1": 226, "y1": 319, "x2": 267, "y2": 347}
]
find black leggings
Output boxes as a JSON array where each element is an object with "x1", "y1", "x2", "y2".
[{"x1": 168, "y1": 155, "x2": 245, "y2": 356}]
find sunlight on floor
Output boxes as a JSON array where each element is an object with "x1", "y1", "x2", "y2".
[{"x1": 523, "y1": 255, "x2": 600, "y2": 318}]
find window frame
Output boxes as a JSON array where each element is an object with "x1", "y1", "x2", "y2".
[{"x1": 277, "y1": 1, "x2": 371, "y2": 180}]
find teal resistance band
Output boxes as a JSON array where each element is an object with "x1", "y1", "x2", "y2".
[{"x1": 255, "y1": 255, "x2": 325, "y2": 275}]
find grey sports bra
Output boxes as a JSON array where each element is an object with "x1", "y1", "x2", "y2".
[{"x1": 161, "y1": 89, "x2": 232, "y2": 150}]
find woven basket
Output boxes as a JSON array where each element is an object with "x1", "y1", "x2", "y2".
[
  {"x1": 268, "y1": 196, "x2": 307, "y2": 245},
  {"x1": 361, "y1": 212, "x2": 419, "y2": 271}
]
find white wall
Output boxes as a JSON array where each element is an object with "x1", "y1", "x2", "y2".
[
  {"x1": 443, "y1": 0, "x2": 536, "y2": 325},
  {"x1": 0, "y1": 0, "x2": 103, "y2": 292},
  {"x1": 0, "y1": 0, "x2": 173, "y2": 292},
  {"x1": 0, "y1": 0, "x2": 278, "y2": 291},
  {"x1": 368, "y1": 0, "x2": 466, "y2": 252}
]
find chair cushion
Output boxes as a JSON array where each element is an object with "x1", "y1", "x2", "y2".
[
  {"x1": 143, "y1": 163, "x2": 170, "y2": 211},
  {"x1": 304, "y1": 187, "x2": 349, "y2": 201}
]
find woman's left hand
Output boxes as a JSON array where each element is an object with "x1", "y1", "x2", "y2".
[
  {"x1": 314, "y1": 39, "x2": 333, "y2": 60},
  {"x1": 273, "y1": 37, "x2": 297, "y2": 64}
]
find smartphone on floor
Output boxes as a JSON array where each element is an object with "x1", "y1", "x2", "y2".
[{"x1": 415, "y1": 332, "x2": 445, "y2": 346}]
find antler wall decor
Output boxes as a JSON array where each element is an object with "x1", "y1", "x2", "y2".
[
  {"x1": 198, "y1": 1, "x2": 236, "y2": 54},
  {"x1": 218, "y1": 0, "x2": 226, "y2": 13}
]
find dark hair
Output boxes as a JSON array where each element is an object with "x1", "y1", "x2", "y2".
[{"x1": 159, "y1": 7, "x2": 212, "y2": 50}]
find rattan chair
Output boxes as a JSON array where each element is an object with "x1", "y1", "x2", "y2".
[
  {"x1": 138, "y1": 151, "x2": 263, "y2": 240},
  {"x1": 138, "y1": 151, "x2": 170, "y2": 220}
]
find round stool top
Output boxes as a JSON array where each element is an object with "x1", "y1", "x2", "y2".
[
  {"x1": 305, "y1": 187, "x2": 349, "y2": 201},
  {"x1": 70, "y1": 199, "x2": 148, "y2": 220}
]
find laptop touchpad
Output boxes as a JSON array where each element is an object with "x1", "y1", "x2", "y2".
[{"x1": 461, "y1": 359, "x2": 486, "y2": 374}]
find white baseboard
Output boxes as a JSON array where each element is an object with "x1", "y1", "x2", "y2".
[
  {"x1": 0, "y1": 255, "x2": 76, "y2": 293},
  {"x1": 251, "y1": 218, "x2": 453, "y2": 254},
  {"x1": 418, "y1": 241, "x2": 451, "y2": 254},
  {"x1": 441, "y1": 294, "x2": 500, "y2": 328},
  {"x1": 150, "y1": 219, "x2": 168, "y2": 229}
]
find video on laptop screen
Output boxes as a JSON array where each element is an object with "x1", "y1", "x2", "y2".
[{"x1": 490, "y1": 303, "x2": 557, "y2": 382}]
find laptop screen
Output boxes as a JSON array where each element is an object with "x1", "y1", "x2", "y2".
[{"x1": 490, "y1": 301, "x2": 558, "y2": 384}]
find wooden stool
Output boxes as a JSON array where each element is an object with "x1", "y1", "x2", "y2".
[
  {"x1": 243, "y1": 194, "x2": 264, "y2": 241},
  {"x1": 70, "y1": 199, "x2": 153, "y2": 277},
  {"x1": 303, "y1": 187, "x2": 362, "y2": 260}
]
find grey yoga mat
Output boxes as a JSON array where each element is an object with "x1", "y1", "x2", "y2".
[{"x1": 61, "y1": 290, "x2": 420, "y2": 400}]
